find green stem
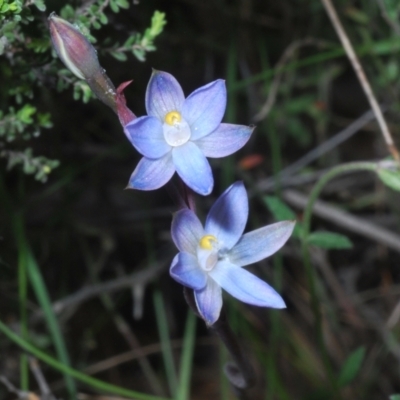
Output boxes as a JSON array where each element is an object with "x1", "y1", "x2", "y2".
[
  {"x1": 302, "y1": 162, "x2": 377, "y2": 237},
  {"x1": 0, "y1": 319, "x2": 171, "y2": 400},
  {"x1": 16, "y1": 213, "x2": 29, "y2": 390},
  {"x1": 301, "y1": 161, "x2": 378, "y2": 392},
  {"x1": 13, "y1": 214, "x2": 77, "y2": 399},
  {"x1": 176, "y1": 311, "x2": 196, "y2": 400},
  {"x1": 153, "y1": 290, "x2": 178, "y2": 398}
]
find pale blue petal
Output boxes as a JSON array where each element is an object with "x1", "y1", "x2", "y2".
[
  {"x1": 125, "y1": 116, "x2": 171, "y2": 158},
  {"x1": 205, "y1": 182, "x2": 248, "y2": 251},
  {"x1": 228, "y1": 221, "x2": 295, "y2": 267},
  {"x1": 194, "y1": 277, "x2": 222, "y2": 326},
  {"x1": 145, "y1": 70, "x2": 185, "y2": 121},
  {"x1": 172, "y1": 142, "x2": 213, "y2": 196},
  {"x1": 195, "y1": 124, "x2": 254, "y2": 158},
  {"x1": 170, "y1": 252, "x2": 207, "y2": 290},
  {"x1": 182, "y1": 80, "x2": 226, "y2": 141},
  {"x1": 128, "y1": 154, "x2": 175, "y2": 191},
  {"x1": 210, "y1": 261, "x2": 286, "y2": 308},
  {"x1": 171, "y1": 209, "x2": 204, "y2": 253}
]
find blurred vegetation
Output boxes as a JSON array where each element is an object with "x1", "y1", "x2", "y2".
[{"x1": 2, "y1": 0, "x2": 400, "y2": 399}]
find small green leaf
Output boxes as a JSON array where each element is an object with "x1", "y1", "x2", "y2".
[
  {"x1": 92, "y1": 20, "x2": 101, "y2": 30},
  {"x1": 17, "y1": 104, "x2": 36, "y2": 124},
  {"x1": 99, "y1": 12, "x2": 108, "y2": 25},
  {"x1": 263, "y1": 196, "x2": 302, "y2": 239},
  {"x1": 149, "y1": 10, "x2": 167, "y2": 37},
  {"x1": 115, "y1": 0, "x2": 129, "y2": 9},
  {"x1": 307, "y1": 231, "x2": 353, "y2": 249},
  {"x1": 284, "y1": 95, "x2": 315, "y2": 114},
  {"x1": 110, "y1": 0, "x2": 119, "y2": 13},
  {"x1": 133, "y1": 48, "x2": 145, "y2": 62},
  {"x1": 386, "y1": 61, "x2": 398, "y2": 82},
  {"x1": 389, "y1": 395, "x2": 400, "y2": 400},
  {"x1": 378, "y1": 169, "x2": 400, "y2": 191},
  {"x1": 33, "y1": 0, "x2": 46, "y2": 11},
  {"x1": 345, "y1": 7, "x2": 369, "y2": 24},
  {"x1": 263, "y1": 196, "x2": 296, "y2": 220},
  {"x1": 286, "y1": 117, "x2": 311, "y2": 147},
  {"x1": 60, "y1": 4, "x2": 74, "y2": 19},
  {"x1": 110, "y1": 51, "x2": 128, "y2": 62},
  {"x1": 338, "y1": 347, "x2": 365, "y2": 387},
  {"x1": 123, "y1": 36, "x2": 136, "y2": 47}
]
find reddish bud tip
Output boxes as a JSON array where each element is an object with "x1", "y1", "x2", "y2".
[{"x1": 116, "y1": 81, "x2": 137, "y2": 126}]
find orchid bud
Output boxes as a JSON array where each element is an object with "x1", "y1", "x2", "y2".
[{"x1": 48, "y1": 12, "x2": 117, "y2": 111}]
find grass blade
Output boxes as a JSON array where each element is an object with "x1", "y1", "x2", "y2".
[
  {"x1": 13, "y1": 216, "x2": 77, "y2": 399},
  {"x1": 16, "y1": 214, "x2": 29, "y2": 391},
  {"x1": 0, "y1": 318, "x2": 171, "y2": 400},
  {"x1": 176, "y1": 311, "x2": 196, "y2": 400},
  {"x1": 153, "y1": 290, "x2": 178, "y2": 397}
]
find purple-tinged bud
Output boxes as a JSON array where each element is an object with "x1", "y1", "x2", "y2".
[
  {"x1": 48, "y1": 12, "x2": 97, "y2": 80},
  {"x1": 48, "y1": 12, "x2": 117, "y2": 112}
]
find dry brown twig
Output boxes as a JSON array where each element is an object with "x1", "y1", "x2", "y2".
[
  {"x1": 33, "y1": 258, "x2": 168, "y2": 319},
  {"x1": 29, "y1": 358, "x2": 58, "y2": 400},
  {"x1": 282, "y1": 189, "x2": 400, "y2": 254},
  {"x1": 254, "y1": 109, "x2": 379, "y2": 193},
  {"x1": 321, "y1": 0, "x2": 400, "y2": 161},
  {"x1": 0, "y1": 359, "x2": 57, "y2": 400},
  {"x1": 0, "y1": 376, "x2": 33, "y2": 399},
  {"x1": 253, "y1": 38, "x2": 328, "y2": 122}
]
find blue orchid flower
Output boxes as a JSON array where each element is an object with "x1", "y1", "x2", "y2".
[
  {"x1": 124, "y1": 71, "x2": 254, "y2": 196},
  {"x1": 169, "y1": 181, "x2": 295, "y2": 325}
]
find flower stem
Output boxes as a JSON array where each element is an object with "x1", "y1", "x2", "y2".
[
  {"x1": 210, "y1": 309, "x2": 256, "y2": 397},
  {"x1": 183, "y1": 288, "x2": 255, "y2": 398},
  {"x1": 302, "y1": 161, "x2": 377, "y2": 238}
]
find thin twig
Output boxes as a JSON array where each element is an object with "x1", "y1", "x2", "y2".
[
  {"x1": 0, "y1": 375, "x2": 39, "y2": 400},
  {"x1": 29, "y1": 358, "x2": 58, "y2": 400},
  {"x1": 0, "y1": 376, "x2": 27, "y2": 399},
  {"x1": 283, "y1": 189, "x2": 400, "y2": 254},
  {"x1": 255, "y1": 108, "x2": 379, "y2": 192},
  {"x1": 49, "y1": 337, "x2": 217, "y2": 394},
  {"x1": 310, "y1": 248, "x2": 364, "y2": 328},
  {"x1": 386, "y1": 300, "x2": 400, "y2": 329},
  {"x1": 254, "y1": 38, "x2": 328, "y2": 122},
  {"x1": 321, "y1": 0, "x2": 400, "y2": 161},
  {"x1": 84, "y1": 336, "x2": 216, "y2": 376},
  {"x1": 30, "y1": 258, "x2": 169, "y2": 323},
  {"x1": 91, "y1": 267, "x2": 165, "y2": 396}
]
